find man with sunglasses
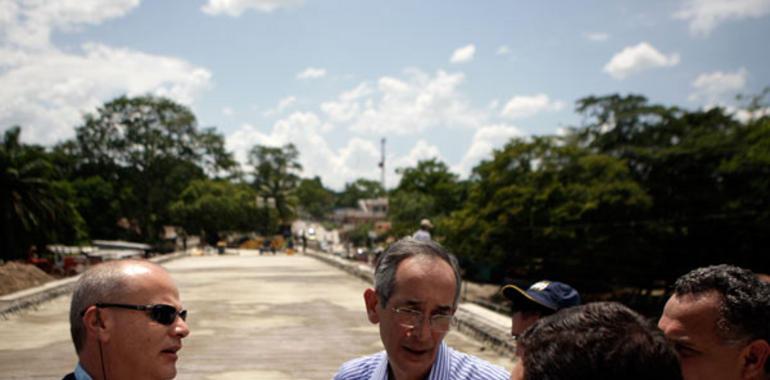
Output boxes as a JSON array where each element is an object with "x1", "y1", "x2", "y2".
[
  {"x1": 65, "y1": 259, "x2": 190, "y2": 380},
  {"x1": 501, "y1": 280, "x2": 580, "y2": 338},
  {"x1": 334, "y1": 238, "x2": 509, "y2": 380}
]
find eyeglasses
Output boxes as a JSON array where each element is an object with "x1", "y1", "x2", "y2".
[
  {"x1": 91, "y1": 303, "x2": 188, "y2": 325},
  {"x1": 392, "y1": 306, "x2": 455, "y2": 332}
]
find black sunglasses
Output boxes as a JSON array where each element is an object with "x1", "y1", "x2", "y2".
[{"x1": 89, "y1": 303, "x2": 188, "y2": 325}]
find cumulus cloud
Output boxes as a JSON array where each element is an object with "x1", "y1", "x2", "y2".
[
  {"x1": 0, "y1": 0, "x2": 213, "y2": 145},
  {"x1": 603, "y1": 42, "x2": 680, "y2": 79},
  {"x1": 675, "y1": 0, "x2": 770, "y2": 36},
  {"x1": 0, "y1": 44, "x2": 211, "y2": 145},
  {"x1": 263, "y1": 95, "x2": 297, "y2": 116},
  {"x1": 585, "y1": 32, "x2": 609, "y2": 42},
  {"x1": 500, "y1": 94, "x2": 565, "y2": 119},
  {"x1": 689, "y1": 68, "x2": 748, "y2": 103},
  {"x1": 729, "y1": 106, "x2": 770, "y2": 124},
  {"x1": 1, "y1": 0, "x2": 140, "y2": 49},
  {"x1": 342, "y1": 69, "x2": 484, "y2": 135},
  {"x1": 496, "y1": 45, "x2": 511, "y2": 55},
  {"x1": 296, "y1": 67, "x2": 327, "y2": 80},
  {"x1": 226, "y1": 112, "x2": 382, "y2": 189},
  {"x1": 453, "y1": 124, "x2": 523, "y2": 177},
  {"x1": 450, "y1": 44, "x2": 476, "y2": 63},
  {"x1": 320, "y1": 83, "x2": 372, "y2": 123},
  {"x1": 201, "y1": 0, "x2": 303, "y2": 16}
]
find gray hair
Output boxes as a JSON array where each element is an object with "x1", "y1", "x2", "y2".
[
  {"x1": 69, "y1": 260, "x2": 164, "y2": 353},
  {"x1": 373, "y1": 238, "x2": 462, "y2": 308},
  {"x1": 673, "y1": 265, "x2": 770, "y2": 356}
]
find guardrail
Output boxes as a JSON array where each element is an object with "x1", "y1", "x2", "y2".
[{"x1": 0, "y1": 251, "x2": 189, "y2": 319}]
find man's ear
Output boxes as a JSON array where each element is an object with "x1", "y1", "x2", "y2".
[
  {"x1": 740, "y1": 339, "x2": 769, "y2": 379},
  {"x1": 83, "y1": 306, "x2": 111, "y2": 343},
  {"x1": 363, "y1": 288, "x2": 380, "y2": 324}
]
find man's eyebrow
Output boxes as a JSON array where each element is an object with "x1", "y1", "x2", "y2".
[{"x1": 433, "y1": 305, "x2": 453, "y2": 314}]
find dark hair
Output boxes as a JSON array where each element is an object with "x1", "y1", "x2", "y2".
[
  {"x1": 673, "y1": 264, "x2": 770, "y2": 373},
  {"x1": 374, "y1": 237, "x2": 462, "y2": 307},
  {"x1": 516, "y1": 302, "x2": 682, "y2": 380}
]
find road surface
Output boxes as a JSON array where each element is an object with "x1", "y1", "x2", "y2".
[{"x1": 0, "y1": 252, "x2": 511, "y2": 379}]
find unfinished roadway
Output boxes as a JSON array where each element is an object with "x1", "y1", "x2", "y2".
[{"x1": 0, "y1": 251, "x2": 513, "y2": 379}]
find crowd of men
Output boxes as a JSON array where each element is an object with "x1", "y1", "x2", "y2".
[{"x1": 63, "y1": 238, "x2": 769, "y2": 380}]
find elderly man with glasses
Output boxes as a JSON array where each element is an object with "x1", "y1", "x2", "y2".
[
  {"x1": 334, "y1": 238, "x2": 509, "y2": 380},
  {"x1": 64, "y1": 259, "x2": 190, "y2": 380}
]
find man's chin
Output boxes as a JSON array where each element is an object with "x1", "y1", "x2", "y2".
[{"x1": 396, "y1": 348, "x2": 435, "y2": 371}]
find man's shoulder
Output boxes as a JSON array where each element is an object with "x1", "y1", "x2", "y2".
[
  {"x1": 444, "y1": 346, "x2": 510, "y2": 380},
  {"x1": 333, "y1": 351, "x2": 386, "y2": 380}
]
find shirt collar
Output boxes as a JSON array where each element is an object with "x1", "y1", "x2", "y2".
[
  {"x1": 378, "y1": 342, "x2": 449, "y2": 380},
  {"x1": 74, "y1": 362, "x2": 93, "y2": 380}
]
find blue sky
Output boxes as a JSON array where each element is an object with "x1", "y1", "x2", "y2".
[{"x1": 1, "y1": 0, "x2": 769, "y2": 189}]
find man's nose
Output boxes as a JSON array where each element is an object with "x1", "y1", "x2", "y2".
[
  {"x1": 174, "y1": 316, "x2": 190, "y2": 338},
  {"x1": 408, "y1": 316, "x2": 433, "y2": 340}
]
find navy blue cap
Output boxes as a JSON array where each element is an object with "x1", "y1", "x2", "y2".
[{"x1": 502, "y1": 280, "x2": 581, "y2": 311}]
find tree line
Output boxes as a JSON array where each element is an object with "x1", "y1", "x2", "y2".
[{"x1": 3, "y1": 92, "x2": 768, "y2": 306}]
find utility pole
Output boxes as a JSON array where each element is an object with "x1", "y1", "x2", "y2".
[{"x1": 378, "y1": 137, "x2": 386, "y2": 191}]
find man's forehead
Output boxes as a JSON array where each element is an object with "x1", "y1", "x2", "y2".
[
  {"x1": 662, "y1": 292, "x2": 722, "y2": 341},
  {"x1": 390, "y1": 255, "x2": 456, "y2": 306}
]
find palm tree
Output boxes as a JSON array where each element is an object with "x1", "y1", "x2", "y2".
[{"x1": 0, "y1": 127, "x2": 68, "y2": 262}]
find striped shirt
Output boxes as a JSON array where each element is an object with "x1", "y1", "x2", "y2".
[{"x1": 333, "y1": 342, "x2": 510, "y2": 380}]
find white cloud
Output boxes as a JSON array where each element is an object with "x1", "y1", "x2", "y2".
[
  {"x1": 453, "y1": 124, "x2": 522, "y2": 177},
  {"x1": 201, "y1": 0, "x2": 303, "y2": 16},
  {"x1": 393, "y1": 140, "x2": 444, "y2": 169},
  {"x1": 0, "y1": 43, "x2": 212, "y2": 145},
  {"x1": 585, "y1": 32, "x2": 609, "y2": 42},
  {"x1": 1, "y1": 0, "x2": 141, "y2": 49},
  {"x1": 689, "y1": 68, "x2": 748, "y2": 103},
  {"x1": 0, "y1": 0, "x2": 212, "y2": 146},
  {"x1": 226, "y1": 112, "x2": 382, "y2": 189},
  {"x1": 496, "y1": 45, "x2": 511, "y2": 55},
  {"x1": 675, "y1": 0, "x2": 770, "y2": 36},
  {"x1": 500, "y1": 94, "x2": 565, "y2": 119},
  {"x1": 603, "y1": 42, "x2": 680, "y2": 80},
  {"x1": 263, "y1": 95, "x2": 297, "y2": 116},
  {"x1": 450, "y1": 44, "x2": 476, "y2": 64},
  {"x1": 343, "y1": 69, "x2": 484, "y2": 135},
  {"x1": 222, "y1": 106, "x2": 235, "y2": 116},
  {"x1": 320, "y1": 83, "x2": 372, "y2": 123},
  {"x1": 729, "y1": 106, "x2": 770, "y2": 123},
  {"x1": 296, "y1": 67, "x2": 327, "y2": 80}
]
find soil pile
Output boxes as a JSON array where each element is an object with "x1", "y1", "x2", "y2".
[{"x1": 0, "y1": 261, "x2": 55, "y2": 296}]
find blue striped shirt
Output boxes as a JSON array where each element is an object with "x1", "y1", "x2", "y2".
[{"x1": 333, "y1": 342, "x2": 510, "y2": 380}]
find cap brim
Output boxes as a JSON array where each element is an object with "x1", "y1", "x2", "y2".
[{"x1": 501, "y1": 284, "x2": 555, "y2": 311}]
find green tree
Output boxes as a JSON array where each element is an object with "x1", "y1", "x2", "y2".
[
  {"x1": 170, "y1": 179, "x2": 277, "y2": 243},
  {"x1": 296, "y1": 176, "x2": 335, "y2": 220},
  {"x1": 389, "y1": 158, "x2": 465, "y2": 238},
  {"x1": 72, "y1": 95, "x2": 235, "y2": 241},
  {"x1": 443, "y1": 136, "x2": 652, "y2": 286},
  {"x1": 0, "y1": 127, "x2": 85, "y2": 261},
  {"x1": 248, "y1": 143, "x2": 302, "y2": 222},
  {"x1": 335, "y1": 178, "x2": 385, "y2": 208},
  {"x1": 570, "y1": 93, "x2": 770, "y2": 278}
]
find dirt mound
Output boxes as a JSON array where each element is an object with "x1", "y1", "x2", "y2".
[{"x1": 0, "y1": 261, "x2": 56, "y2": 296}]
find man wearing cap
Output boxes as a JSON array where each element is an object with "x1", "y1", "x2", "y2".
[
  {"x1": 501, "y1": 280, "x2": 581, "y2": 337},
  {"x1": 412, "y1": 219, "x2": 433, "y2": 241}
]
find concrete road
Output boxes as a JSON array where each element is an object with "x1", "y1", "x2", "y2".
[{"x1": 0, "y1": 252, "x2": 512, "y2": 379}]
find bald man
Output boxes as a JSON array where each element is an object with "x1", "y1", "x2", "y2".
[{"x1": 65, "y1": 259, "x2": 190, "y2": 380}]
